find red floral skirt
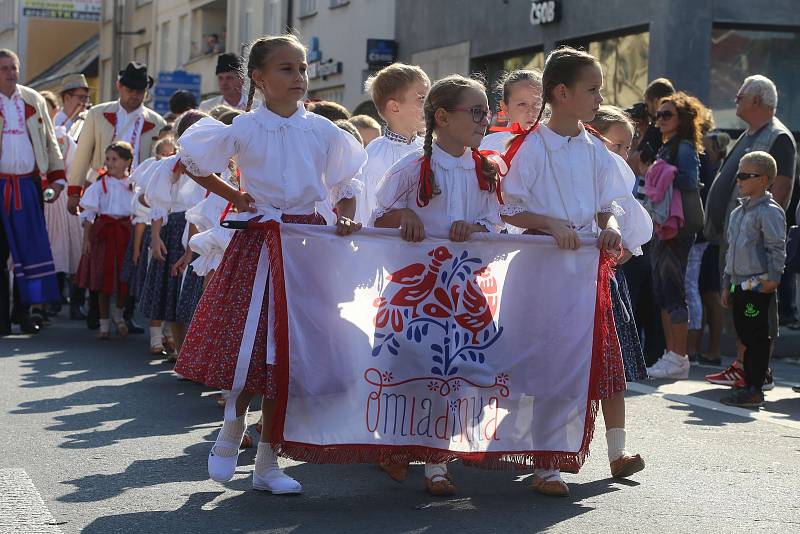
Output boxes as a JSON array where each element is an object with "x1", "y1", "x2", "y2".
[
  {"x1": 175, "y1": 214, "x2": 326, "y2": 398},
  {"x1": 76, "y1": 215, "x2": 131, "y2": 297}
]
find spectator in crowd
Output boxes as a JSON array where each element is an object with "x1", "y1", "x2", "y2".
[
  {"x1": 199, "y1": 54, "x2": 248, "y2": 111},
  {"x1": 349, "y1": 114, "x2": 381, "y2": 146},
  {"x1": 335, "y1": 119, "x2": 364, "y2": 145},
  {"x1": 306, "y1": 100, "x2": 350, "y2": 122},
  {"x1": 704, "y1": 75, "x2": 797, "y2": 388},
  {"x1": 203, "y1": 33, "x2": 224, "y2": 55},
  {"x1": 646, "y1": 92, "x2": 708, "y2": 380},
  {"x1": 56, "y1": 74, "x2": 91, "y2": 131},
  {"x1": 720, "y1": 151, "x2": 786, "y2": 408},
  {"x1": 169, "y1": 90, "x2": 198, "y2": 115}
]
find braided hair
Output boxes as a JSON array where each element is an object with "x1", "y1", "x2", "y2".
[
  {"x1": 418, "y1": 75, "x2": 497, "y2": 206},
  {"x1": 243, "y1": 34, "x2": 307, "y2": 112}
]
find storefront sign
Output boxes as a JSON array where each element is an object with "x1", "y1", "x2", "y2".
[
  {"x1": 309, "y1": 60, "x2": 343, "y2": 80},
  {"x1": 23, "y1": 0, "x2": 101, "y2": 21},
  {"x1": 366, "y1": 39, "x2": 398, "y2": 68},
  {"x1": 529, "y1": 0, "x2": 559, "y2": 26},
  {"x1": 152, "y1": 70, "x2": 201, "y2": 115}
]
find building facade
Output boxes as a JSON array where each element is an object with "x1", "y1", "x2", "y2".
[
  {"x1": 396, "y1": 0, "x2": 800, "y2": 132},
  {"x1": 293, "y1": 0, "x2": 398, "y2": 114}
]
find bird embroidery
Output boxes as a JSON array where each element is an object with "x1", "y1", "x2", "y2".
[{"x1": 454, "y1": 266, "x2": 498, "y2": 343}]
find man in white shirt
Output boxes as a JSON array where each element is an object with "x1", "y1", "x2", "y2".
[
  {"x1": 199, "y1": 53, "x2": 248, "y2": 111},
  {"x1": 0, "y1": 49, "x2": 66, "y2": 335},
  {"x1": 55, "y1": 73, "x2": 91, "y2": 133}
]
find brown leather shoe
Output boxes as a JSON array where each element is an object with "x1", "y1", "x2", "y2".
[
  {"x1": 610, "y1": 453, "x2": 645, "y2": 478},
  {"x1": 530, "y1": 474, "x2": 569, "y2": 497},
  {"x1": 380, "y1": 461, "x2": 409, "y2": 482},
  {"x1": 425, "y1": 473, "x2": 455, "y2": 496}
]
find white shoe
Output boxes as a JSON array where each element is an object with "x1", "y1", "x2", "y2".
[
  {"x1": 647, "y1": 351, "x2": 690, "y2": 379},
  {"x1": 207, "y1": 439, "x2": 241, "y2": 483},
  {"x1": 252, "y1": 468, "x2": 303, "y2": 494}
]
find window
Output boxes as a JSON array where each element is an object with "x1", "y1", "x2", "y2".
[
  {"x1": 309, "y1": 85, "x2": 345, "y2": 104},
  {"x1": 240, "y1": 0, "x2": 254, "y2": 44},
  {"x1": 587, "y1": 31, "x2": 649, "y2": 108},
  {"x1": 104, "y1": 0, "x2": 115, "y2": 21},
  {"x1": 159, "y1": 20, "x2": 171, "y2": 71},
  {"x1": 177, "y1": 15, "x2": 189, "y2": 66},
  {"x1": 472, "y1": 49, "x2": 545, "y2": 115},
  {"x1": 299, "y1": 0, "x2": 317, "y2": 18},
  {"x1": 0, "y1": 0, "x2": 15, "y2": 31},
  {"x1": 134, "y1": 44, "x2": 150, "y2": 66},
  {"x1": 264, "y1": 0, "x2": 282, "y2": 35},
  {"x1": 710, "y1": 26, "x2": 800, "y2": 132},
  {"x1": 329, "y1": 0, "x2": 350, "y2": 8}
]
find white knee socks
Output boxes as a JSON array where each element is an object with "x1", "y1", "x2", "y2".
[
  {"x1": 213, "y1": 412, "x2": 248, "y2": 457},
  {"x1": 606, "y1": 427, "x2": 627, "y2": 462},
  {"x1": 255, "y1": 442, "x2": 281, "y2": 475}
]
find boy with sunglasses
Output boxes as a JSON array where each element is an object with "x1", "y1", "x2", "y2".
[{"x1": 721, "y1": 151, "x2": 786, "y2": 408}]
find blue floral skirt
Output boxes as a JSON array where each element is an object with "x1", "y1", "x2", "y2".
[
  {"x1": 121, "y1": 226, "x2": 151, "y2": 301},
  {"x1": 176, "y1": 254, "x2": 204, "y2": 323},
  {"x1": 139, "y1": 212, "x2": 186, "y2": 321},
  {"x1": 611, "y1": 269, "x2": 648, "y2": 381}
]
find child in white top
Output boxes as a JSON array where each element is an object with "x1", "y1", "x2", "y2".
[
  {"x1": 78, "y1": 141, "x2": 135, "y2": 339},
  {"x1": 172, "y1": 34, "x2": 367, "y2": 495},
  {"x1": 500, "y1": 47, "x2": 631, "y2": 497},
  {"x1": 480, "y1": 69, "x2": 542, "y2": 154},
  {"x1": 373, "y1": 74, "x2": 503, "y2": 496},
  {"x1": 355, "y1": 63, "x2": 430, "y2": 224}
]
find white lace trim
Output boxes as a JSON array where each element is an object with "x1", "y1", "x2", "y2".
[
  {"x1": 475, "y1": 218, "x2": 504, "y2": 234},
  {"x1": 499, "y1": 203, "x2": 526, "y2": 217},
  {"x1": 180, "y1": 154, "x2": 205, "y2": 177},
  {"x1": 369, "y1": 207, "x2": 392, "y2": 227},
  {"x1": 601, "y1": 201, "x2": 625, "y2": 218},
  {"x1": 329, "y1": 179, "x2": 363, "y2": 205}
]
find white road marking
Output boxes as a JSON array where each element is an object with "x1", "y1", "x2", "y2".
[{"x1": 0, "y1": 469, "x2": 63, "y2": 533}]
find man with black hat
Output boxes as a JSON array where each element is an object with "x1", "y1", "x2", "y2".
[
  {"x1": 65, "y1": 62, "x2": 165, "y2": 334},
  {"x1": 67, "y1": 62, "x2": 165, "y2": 212},
  {"x1": 200, "y1": 53, "x2": 249, "y2": 111}
]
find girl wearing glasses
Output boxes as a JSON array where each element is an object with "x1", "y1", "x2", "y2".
[
  {"x1": 500, "y1": 47, "x2": 636, "y2": 496},
  {"x1": 372, "y1": 74, "x2": 504, "y2": 496}
]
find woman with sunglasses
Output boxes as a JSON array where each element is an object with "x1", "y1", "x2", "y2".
[{"x1": 645, "y1": 92, "x2": 710, "y2": 381}]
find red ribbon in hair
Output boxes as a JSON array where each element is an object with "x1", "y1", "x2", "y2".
[
  {"x1": 471, "y1": 149, "x2": 504, "y2": 205},
  {"x1": 416, "y1": 155, "x2": 435, "y2": 207}
]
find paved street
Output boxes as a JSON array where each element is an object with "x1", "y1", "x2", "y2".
[{"x1": 2, "y1": 316, "x2": 799, "y2": 534}]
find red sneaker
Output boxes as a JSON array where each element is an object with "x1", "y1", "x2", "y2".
[
  {"x1": 705, "y1": 361, "x2": 744, "y2": 386},
  {"x1": 732, "y1": 369, "x2": 774, "y2": 391}
]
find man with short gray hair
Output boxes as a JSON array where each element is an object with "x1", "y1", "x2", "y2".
[{"x1": 704, "y1": 74, "x2": 797, "y2": 388}]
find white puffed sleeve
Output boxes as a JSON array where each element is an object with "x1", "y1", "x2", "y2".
[
  {"x1": 475, "y1": 192, "x2": 505, "y2": 233},
  {"x1": 597, "y1": 145, "x2": 631, "y2": 216},
  {"x1": 499, "y1": 140, "x2": 536, "y2": 217},
  {"x1": 369, "y1": 157, "x2": 418, "y2": 225},
  {"x1": 78, "y1": 181, "x2": 102, "y2": 223},
  {"x1": 143, "y1": 155, "x2": 179, "y2": 223},
  {"x1": 609, "y1": 152, "x2": 653, "y2": 253},
  {"x1": 323, "y1": 125, "x2": 368, "y2": 205},
  {"x1": 179, "y1": 117, "x2": 239, "y2": 176},
  {"x1": 185, "y1": 193, "x2": 228, "y2": 233},
  {"x1": 188, "y1": 227, "x2": 233, "y2": 276}
]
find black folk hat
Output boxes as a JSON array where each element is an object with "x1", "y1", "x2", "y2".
[
  {"x1": 215, "y1": 53, "x2": 243, "y2": 75},
  {"x1": 118, "y1": 62, "x2": 154, "y2": 90}
]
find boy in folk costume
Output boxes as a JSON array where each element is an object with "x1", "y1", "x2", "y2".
[
  {"x1": 77, "y1": 141, "x2": 135, "y2": 339},
  {"x1": 173, "y1": 34, "x2": 366, "y2": 494},
  {"x1": 0, "y1": 49, "x2": 64, "y2": 335},
  {"x1": 355, "y1": 63, "x2": 430, "y2": 225}
]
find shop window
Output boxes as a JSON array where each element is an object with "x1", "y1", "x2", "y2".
[
  {"x1": 299, "y1": 0, "x2": 317, "y2": 18},
  {"x1": 309, "y1": 85, "x2": 345, "y2": 104},
  {"x1": 587, "y1": 31, "x2": 649, "y2": 109},
  {"x1": 710, "y1": 27, "x2": 800, "y2": 132},
  {"x1": 472, "y1": 49, "x2": 545, "y2": 116}
]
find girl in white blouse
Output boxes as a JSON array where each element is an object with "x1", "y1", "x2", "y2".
[
  {"x1": 480, "y1": 69, "x2": 542, "y2": 154},
  {"x1": 172, "y1": 35, "x2": 366, "y2": 495},
  {"x1": 500, "y1": 47, "x2": 631, "y2": 497},
  {"x1": 77, "y1": 141, "x2": 134, "y2": 340},
  {"x1": 373, "y1": 74, "x2": 503, "y2": 496}
]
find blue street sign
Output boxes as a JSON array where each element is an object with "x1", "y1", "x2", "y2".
[{"x1": 152, "y1": 70, "x2": 202, "y2": 115}]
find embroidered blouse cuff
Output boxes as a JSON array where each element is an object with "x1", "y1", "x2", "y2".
[
  {"x1": 329, "y1": 178, "x2": 364, "y2": 205},
  {"x1": 600, "y1": 202, "x2": 625, "y2": 218},
  {"x1": 148, "y1": 207, "x2": 168, "y2": 223},
  {"x1": 180, "y1": 154, "x2": 207, "y2": 177},
  {"x1": 499, "y1": 203, "x2": 526, "y2": 217},
  {"x1": 79, "y1": 210, "x2": 97, "y2": 223},
  {"x1": 475, "y1": 218, "x2": 503, "y2": 234}
]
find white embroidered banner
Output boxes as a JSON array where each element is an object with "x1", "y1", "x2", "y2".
[{"x1": 273, "y1": 225, "x2": 605, "y2": 468}]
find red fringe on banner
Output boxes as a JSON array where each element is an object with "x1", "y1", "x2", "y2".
[{"x1": 269, "y1": 227, "x2": 616, "y2": 472}]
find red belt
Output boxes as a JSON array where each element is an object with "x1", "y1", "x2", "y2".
[{"x1": 0, "y1": 173, "x2": 37, "y2": 214}]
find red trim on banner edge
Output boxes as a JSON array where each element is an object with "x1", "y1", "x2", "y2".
[{"x1": 270, "y1": 238, "x2": 614, "y2": 472}]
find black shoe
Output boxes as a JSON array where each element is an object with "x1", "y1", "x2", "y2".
[
  {"x1": 69, "y1": 303, "x2": 87, "y2": 320},
  {"x1": 86, "y1": 311, "x2": 99, "y2": 330},
  {"x1": 793, "y1": 385, "x2": 800, "y2": 393},
  {"x1": 0, "y1": 323, "x2": 11, "y2": 337},
  {"x1": 720, "y1": 387, "x2": 764, "y2": 408},
  {"x1": 126, "y1": 318, "x2": 145, "y2": 335},
  {"x1": 18, "y1": 316, "x2": 41, "y2": 335}
]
